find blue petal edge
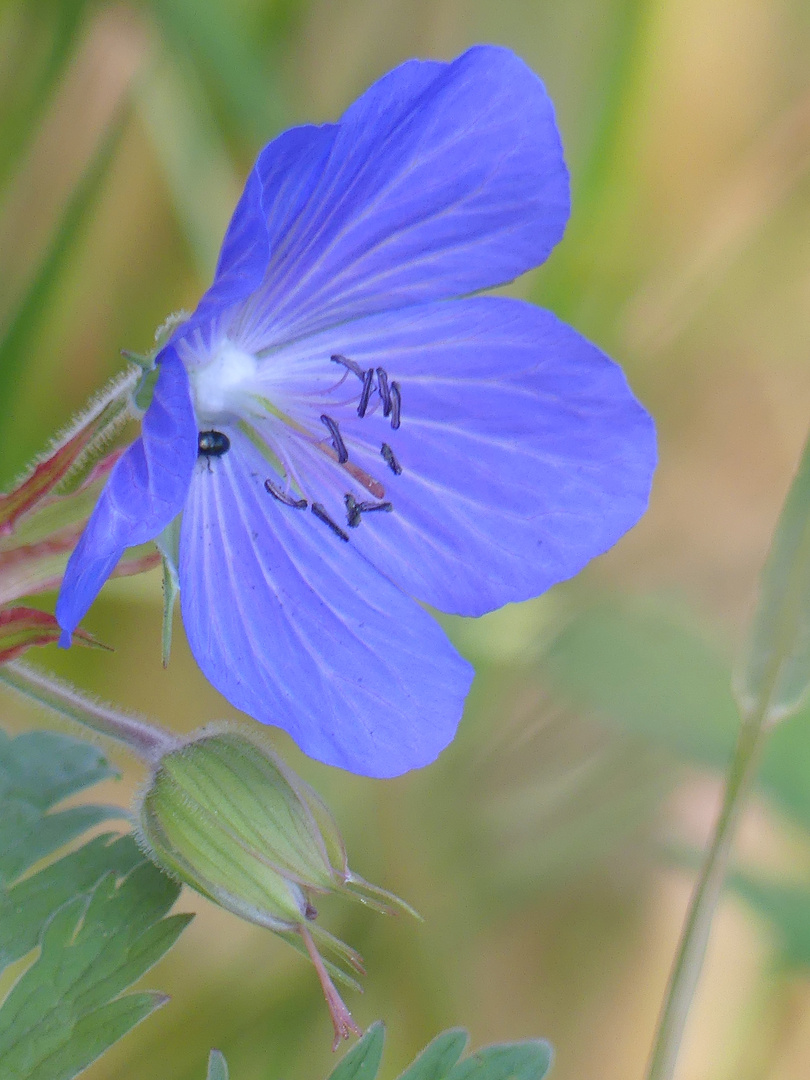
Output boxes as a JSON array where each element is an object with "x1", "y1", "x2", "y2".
[
  {"x1": 56, "y1": 349, "x2": 197, "y2": 644},
  {"x1": 225, "y1": 44, "x2": 571, "y2": 349}
]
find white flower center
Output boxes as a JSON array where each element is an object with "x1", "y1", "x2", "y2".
[{"x1": 189, "y1": 341, "x2": 259, "y2": 423}]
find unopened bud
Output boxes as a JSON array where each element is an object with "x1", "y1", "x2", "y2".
[{"x1": 135, "y1": 725, "x2": 416, "y2": 1048}]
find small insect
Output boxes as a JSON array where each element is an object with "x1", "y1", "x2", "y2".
[{"x1": 197, "y1": 430, "x2": 230, "y2": 458}]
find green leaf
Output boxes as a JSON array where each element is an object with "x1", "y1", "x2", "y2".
[
  {"x1": 0, "y1": 2, "x2": 89, "y2": 198},
  {"x1": 0, "y1": 727, "x2": 120, "y2": 888},
  {"x1": 147, "y1": 0, "x2": 280, "y2": 143},
  {"x1": 736, "y1": 430, "x2": 810, "y2": 723},
  {"x1": 445, "y1": 1042, "x2": 553, "y2": 1080},
  {"x1": 208, "y1": 1049, "x2": 229, "y2": 1080},
  {"x1": 0, "y1": 863, "x2": 190, "y2": 1079},
  {"x1": 542, "y1": 600, "x2": 740, "y2": 770},
  {"x1": 0, "y1": 723, "x2": 192, "y2": 1077},
  {"x1": 134, "y1": 48, "x2": 242, "y2": 281},
  {"x1": 542, "y1": 599, "x2": 810, "y2": 841},
  {"x1": 396, "y1": 1030, "x2": 469, "y2": 1080},
  {"x1": 0, "y1": 115, "x2": 126, "y2": 488},
  {"x1": 327, "y1": 1023, "x2": 386, "y2": 1080},
  {"x1": 0, "y1": 834, "x2": 142, "y2": 972},
  {"x1": 326, "y1": 1027, "x2": 552, "y2": 1080},
  {"x1": 730, "y1": 872, "x2": 810, "y2": 971}
]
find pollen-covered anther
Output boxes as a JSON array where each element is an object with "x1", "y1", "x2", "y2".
[
  {"x1": 345, "y1": 493, "x2": 361, "y2": 528},
  {"x1": 380, "y1": 443, "x2": 402, "y2": 475},
  {"x1": 345, "y1": 493, "x2": 392, "y2": 528}
]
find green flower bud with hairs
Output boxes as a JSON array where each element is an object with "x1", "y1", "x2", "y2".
[{"x1": 135, "y1": 725, "x2": 416, "y2": 1048}]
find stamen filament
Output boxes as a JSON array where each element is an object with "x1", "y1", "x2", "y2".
[{"x1": 265, "y1": 479, "x2": 307, "y2": 508}]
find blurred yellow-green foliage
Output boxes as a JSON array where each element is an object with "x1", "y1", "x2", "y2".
[{"x1": 3, "y1": 0, "x2": 810, "y2": 1078}]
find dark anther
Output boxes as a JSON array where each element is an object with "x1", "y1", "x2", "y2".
[
  {"x1": 198, "y1": 429, "x2": 230, "y2": 458},
  {"x1": 358, "y1": 499, "x2": 393, "y2": 514},
  {"x1": 320, "y1": 414, "x2": 348, "y2": 463},
  {"x1": 376, "y1": 367, "x2": 391, "y2": 415},
  {"x1": 330, "y1": 353, "x2": 364, "y2": 379},
  {"x1": 305, "y1": 903, "x2": 318, "y2": 921},
  {"x1": 345, "y1": 493, "x2": 362, "y2": 528},
  {"x1": 312, "y1": 502, "x2": 350, "y2": 542},
  {"x1": 345, "y1": 493, "x2": 392, "y2": 527},
  {"x1": 389, "y1": 382, "x2": 401, "y2": 429},
  {"x1": 357, "y1": 368, "x2": 374, "y2": 418},
  {"x1": 264, "y1": 478, "x2": 307, "y2": 508},
  {"x1": 381, "y1": 443, "x2": 402, "y2": 475}
]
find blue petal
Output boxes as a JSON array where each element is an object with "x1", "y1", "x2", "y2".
[
  {"x1": 56, "y1": 349, "x2": 197, "y2": 644},
  {"x1": 178, "y1": 125, "x2": 336, "y2": 345},
  {"x1": 271, "y1": 298, "x2": 656, "y2": 617},
  {"x1": 178, "y1": 433, "x2": 473, "y2": 777},
  {"x1": 231, "y1": 45, "x2": 569, "y2": 348}
]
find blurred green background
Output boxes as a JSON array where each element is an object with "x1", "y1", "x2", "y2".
[{"x1": 3, "y1": 0, "x2": 810, "y2": 1078}]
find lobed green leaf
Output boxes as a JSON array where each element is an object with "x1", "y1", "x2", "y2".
[
  {"x1": 396, "y1": 1030, "x2": 469, "y2": 1080},
  {"x1": 0, "y1": 723, "x2": 192, "y2": 1077},
  {"x1": 324, "y1": 1026, "x2": 552, "y2": 1080},
  {"x1": 328, "y1": 1024, "x2": 386, "y2": 1080},
  {"x1": 0, "y1": 863, "x2": 190, "y2": 1079},
  {"x1": 0, "y1": 727, "x2": 120, "y2": 890}
]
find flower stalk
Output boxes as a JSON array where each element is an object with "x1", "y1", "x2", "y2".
[
  {"x1": 647, "y1": 421, "x2": 810, "y2": 1079},
  {"x1": 644, "y1": 705, "x2": 767, "y2": 1080},
  {"x1": 0, "y1": 659, "x2": 177, "y2": 762}
]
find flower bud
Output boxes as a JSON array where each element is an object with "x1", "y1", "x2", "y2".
[{"x1": 135, "y1": 725, "x2": 415, "y2": 1048}]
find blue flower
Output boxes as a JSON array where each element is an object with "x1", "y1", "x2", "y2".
[{"x1": 56, "y1": 45, "x2": 656, "y2": 778}]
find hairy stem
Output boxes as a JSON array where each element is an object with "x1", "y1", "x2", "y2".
[{"x1": 0, "y1": 659, "x2": 178, "y2": 762}]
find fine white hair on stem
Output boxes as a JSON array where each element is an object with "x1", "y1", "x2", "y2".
[{"x1": 4, "y1": 365, "x2": 140, "y2": 494}]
